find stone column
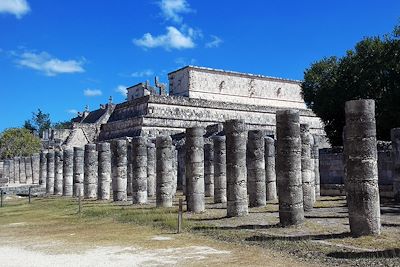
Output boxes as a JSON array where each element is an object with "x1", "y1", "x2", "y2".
[
  {"x1": 19, "y1": 157, "x2": 27, "y2": 184},
  {"x1": 54, "y1": 151, "x2": 63, "y2": 195},
  {"x1": 9, "y1": 159, "x2": 15, "y2": 184},
  {"x1": 156, "y1": 135, "x2": 173, "y2": 207},
  {"x1": 391, "y1": 128, "x2": 400, "y2": 202},
  {"x1": 39, "y1": 152, "x2": 47, "y2": 187},
  {"x1": 177, "y1": 145, "x2": 186, "y2": 193},
  {"x1": 276, "y1": 110, "x2": 304, "y2": 226},
  {"x1": 127, "y1": 141, "x2": 133, "y2": 196},
  {"x1": 204, "y1": 143, "x2": 214, "y2": 197},
  {"x1": 46, "y1": 151, "x2": 55, "y2": 194},
  {"x1": 84, "y1": 144, "x2": 98, "y2": 199},
  {"x1": 131, "y1": 136, "x2": 148, "y2": 204},
  {"x1": 344, "y1": 99, "x2": 380, "y2": 236},
  {"x1": 300, "y1": 124, "x2": 315, "y2": 211},
  {"x1": 13, "y1": 157, "x2": 20, "y2": 184},
  {"x1": 147, "y1": 142, "x2": 156, "y2": 197},
  {"x1": 25, "y1": 157, "x2": 33, "y2": 184},
  {"x1": 31, "y1": 153, "x2": 40, "y2": 184},
  {"x1": 63, "y1": 149, "x2": 74, "y2": 197},
  {"x1": 73, "y1": 147, "x2": 84, "y2": 197},
  {"x1": 213, "y1": 136, "x2": 227, "y2": 203},
  {"x1": 265, "y1": 137, "x2": 277, "y2": 201},
  {"x1": 0, "y1": 160, "x2": 3, "y2": 180},
  {"x1": 97, "y1": 142, "x2": 111, "y2": 200},
  {"x1": 111, "y1": 139, "x2": 127, "y2": 201},
  {"x1": 247, "y1": 130, "x2": 266, "y2": 207},
  {"x1": 312, "y1": 136, "x2": 320, "y2": 198},
  {"x1": 185, "y1": 127, "x2": 205, "y2": 213},
  {"x1": 225, "y1": 120, "x2": 248, "y2": 217},
  {"x1": 3, "y1": 160, "x2": 10, "y2": 184},
  {"x1": 171, "y1": 146, "x2": 178, "y2": 197}
]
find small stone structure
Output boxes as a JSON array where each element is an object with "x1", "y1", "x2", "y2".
[
  {"x1": 156, "y1": 135, "x2": 174, "y2": 207},
  {"x1": 344, "y1": 99, "x2": 380, "y2": 236},
  {"x1": 46, "y1": 151, "x2": 55, "y2": 194},
  {"x1": 185, "y1": 127, "x2": 205, "y2": 213},
  {"x1": 300, "y1": 124, "x2": 315, "y2": 211},
  {"x1": 111, "y1": 139, "x2": 127, "y2": 201},
  {"x1": 264, "y1": 137, "x2": 277, "y2": 200},
  {"x1": 213, "y1": 135, "x2": 227, "y2": 203},
  {"x1": 225, "y1": 120, "x2": 248, "y2": 217},
  {"x1": 147, "y1": 142, "x2": 156, "y2": 197},
  {"x1": 14, "y1": 158, "x2": 20, "y2": 184},
  {"x1": 54, "y1": 151, "x2": 63, "y2": 195},
  {"x1": 63, "y1": 149, "x2": 74, "y2": 197},
  {"x1": 39, "y1": 152, "x2": 47, "y2": 187},
  {"x1": 84, "y1": 144, "x2": 98, "y2": 199},
  {"x1": 204, "y1": 143, "x2": 214, "y2": 197},
  {"x1": 247, "y1": 130, "x2": 266, "y2": 207},
  {"x1": 276, "y1": 110, "x2": 304, "y2": 226},
  {"x1": 32, "y1": 153, "x2": 40, "y2": 184},
  {"x1": 73, "y1": 147, "x2": 84, "y2": 197},
  {"x1": 131, "y1": 137, "x2": 148, "y2": 204}
]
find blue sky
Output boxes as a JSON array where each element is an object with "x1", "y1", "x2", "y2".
[{"x1": 0, "y1": 0, "x2": 399, "y2": 131}]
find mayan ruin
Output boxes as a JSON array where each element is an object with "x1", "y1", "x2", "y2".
[{"x1": 1, "y1": 1, "x2": 399, "y2": 266}]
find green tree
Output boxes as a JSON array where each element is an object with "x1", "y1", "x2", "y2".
[
  {"x1": 301, "y1": 24, "x2": 400, "y2": 146},
  {"x1": 52, "y1": 120, "x2": 72, "y2": 129},
  {"x1": 0, "y1": 128, "x2": 41, "y2": 159},
  {"x1": 23, "y1": 109, "x2": 51, "y2": 138}
]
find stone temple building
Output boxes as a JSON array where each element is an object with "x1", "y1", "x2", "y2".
[{"x1": 45, "y1": 66, "x2": 325, "y2": 148}]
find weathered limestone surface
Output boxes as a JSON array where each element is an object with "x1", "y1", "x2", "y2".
[
  {"x1": 225, "y1": 120, "x2": 248, "y2": 217},
  {"x1": 177, "y1": 145, "x2": 186, "y2": 192},
  {"x1": 391, "y1": 128, "x2": 400, "y2": 202},
  {"x1": 247, "y1": 130, "x2": 266, "y2": 207},
  {"x1": 73, "y1": 147, "x2": 84, "y2": 197},
  {"x1": 312, "y1": 136, "x2": 320, "y2": 198},
  {"x1": 46, "y1": 151, "x2": 55, "y2": 194},
  {"x1": 32, "y1": 153, "x2": 40, "y2": 184},
  {"x1": 25, "y1": 157, "x2": 33, "y2": 184},
  {"x1": 276, "y1": 110, "x2": 304, "y2": 226},
  {"x1": 97, "y1": 142, "x2": 111, "y2": 200},
  {"x1": 171, "y1": 146, "x2": 178, "y2": 196},
  {"x1": 19, "y1": 157, "x2": 26, "y2": 184},
  {"x1": 147, "y1": 142, "x2": 156, "y2": 197},
  {"x1": 156, "y1": 135, "x2": 173, "y2": 207},
  {"x1": 265, "y1": 137, "x2": 277, "y2": 200},
  {"x1": 3, "y1": 160, "x2": 10, "y2": 184},
  {"x1": 131, "y1": 136, "x2": 148, "y2": 204},
  {"x1": 13, "y1": 158, "x2": 20, "y2": 184},
  {"x1": 185, "y1": 127, "x2": 205, "y2": 213},
  {"x1": 63, "y1": 149, "x2": 74, "y2": 197},
  {"x1": 300, "y1": 124, "x2": 315, "y2": 211},
  {"x1": 111, "y1": 139, "x2": 127, "y2": 201},
  {"x1": 84, "y1": 144, "x2": 98, "y2": 199},
  {"x1": 54, "y1": 151, "x2": 63, "y2": 195},
  {"x1": 9, "y1": 159, "x2": 15, "y2": 184},
  {"x1": 39, "y1": 152, "x2": 47, "y2": 187},
  {"x1": 127, "y1": 142, "x2": 133, "y2": 196},
  {"x1": 344, "y1": 99, "x2": 380, "y2": 236},
  {"x1": 204, "y1": 143, "x2": 214, "y2": 197},
  {"x1": 213, "y1": 136, "x2": 227, "y2": 203}
]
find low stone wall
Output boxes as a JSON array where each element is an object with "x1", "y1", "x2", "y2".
[{"x1": 0, "y1": 184, "x2": 45, "y2": 196}]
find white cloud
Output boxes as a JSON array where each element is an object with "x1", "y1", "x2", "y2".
[
  {"x1": 205, "y1": 35, "x2": 223, "y2": 48},
  {"x1": 115, "y1": 85, "x2": 127, "y2": 97},
  {"x1": 133, "y1": 26, "x2": 195, "y2": 50},
  {"x1": 158, "y1": 0, "x2": 192, "y2": 24},
  {"x1": 67, "y1": 109, "x2": 78, "y2": 115},
  {"x1": 16, "y1": 51, "x2": 85, "y2": 76},
  {"x1": 0, "y1": 0, "x2": 30, "y2": 19},
  {"x1": 131, "y1": 69, "x2": 154, "y2": 78},
  {"x1": 84, "y1": 89, "x2": 102, "y2": 97}
]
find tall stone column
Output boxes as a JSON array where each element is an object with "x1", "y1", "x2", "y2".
[
  {"x1": 97, "y1": 142, "x2": 111, "y2": 200},
  {"x1": 185, "y1": 127, "x2": 205, "y2": 213},
  {"x1": 225, "y1": 120, "x2": 248, "y2": 217},
  {"x1": 300, "y1": 124, "x2": 315, "y2": 211},
  {"x1": 171, "y1": 146, "x2": 178, "y2": 197},
  {"x1": 147, "y1": 142, "x2": 156, "y2": 197},
  {"x1": 265, "y1": 137, "x2": 277, "y2": 200},
  {"x1": 213, "y1": 135, "x2": 227, "y2": 203},
  {"x1": 9, "y1": 159, "x2": 15, "y2": 184},
  {"x1": 46, "y1": 151, "x2": 55, "y2": 194},
  {"x1": 177, "y1": 145, "x2": 186, "y2": 193},
  {"x1": 19, "y1": 157, "x2": 26, "y2": 184},
  {"x1": 344, "y1": 99, "x2": 380, "y2": 236},
  {"x1": 25, "y1": 157, "x2": 33, "y2": 184},
  {"x1": 54, "y1": 151, "x2": 63, "y2": 195},
  {"x1": 13, "y1": 157, "x2": 20, "y2": 184},
  {"x1": 312, "y1": 136, "x2": 320, "y2": 198},
  {"x1": 127, "y1": 141, "x2": 133, "y2": 196},
  {"x1": 276, "y1": 110, "x2": 304, "y2": 226},
  {"x1": 31, "y1": 153, "x2": 40, "y2": 184},
  {"x1": 63, "y1": 149, "x2": 74, "y2": 197},
  {"x1": 247, "y1": 130, "x2": 266, "y2": 207},
  {"x1": 73, "y1": 147, "x2": 84, "y2": 197},
  {"x1": 39, "y1": 152, "x2": 47, "y2": 187},
  {"x1": 3, "y1": 160, "x2": 10, "y2": 184},
  {"x1": 84, "y1": 144, "x2": 98, "y2": 199},
  {"x1": 391, "y1": 128, "x2": 400, "y2": 202},
  {"x1": 111, "y1": 139, "x2": 127, "y2": 201},
  {"x1": 131, "y1": 137, "x2": 148, "y2": 204},
  {"x1": 204, "y1": 143, "x2": 214, "y2": 197},
  {"x1": 156, "y1": 135, "x2": 173, "y2": 207}
]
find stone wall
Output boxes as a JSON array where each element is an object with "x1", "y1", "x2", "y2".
[{"x1": 168, "y1": 66, "x2": 306, "y2": 109}]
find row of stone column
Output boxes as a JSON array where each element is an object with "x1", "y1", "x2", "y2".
[{"x1": 0, "y1": 154, "x2": 40, "y2": 185}]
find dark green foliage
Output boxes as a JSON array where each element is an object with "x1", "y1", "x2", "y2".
[
  {"x1": 302, "y1": 24, "x2": 400, "y2": 146},
  {"x1": 23, "y1": 109, "x2": 51, "y2": 138},
  {"x1": 52, "y1": 120, "x2": 72, "y2": 129},
  {"x1": 0, "y1": 128, "x2": 41, "y2": 159}
]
